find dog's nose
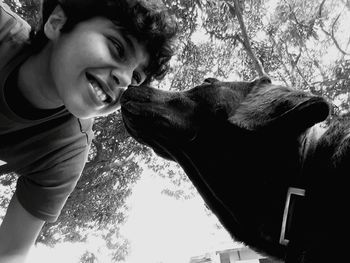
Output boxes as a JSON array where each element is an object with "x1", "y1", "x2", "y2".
[
  {"x1": 120, "y1": 86, "x2": 140, "y2": 104},
  {"x1": 121, "y1": 85, "x2": 155, "y2": 105}
]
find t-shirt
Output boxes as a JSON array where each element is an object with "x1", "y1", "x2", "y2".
[{"x1": 0, "y1": 1, "x2": 94, "y2": 222}]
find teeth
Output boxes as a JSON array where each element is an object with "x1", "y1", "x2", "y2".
[{"x1": 89, "y1": 78, "x2": 108, "y2": 102}]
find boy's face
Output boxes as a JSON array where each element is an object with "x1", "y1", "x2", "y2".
[{"x1": 47, "y1": 15, "x2": 149, "y2": 119}]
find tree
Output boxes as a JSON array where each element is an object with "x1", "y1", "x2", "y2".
[
  {"x1": 1, "y1": 0, "x2": 350, "y2": 261},
  {"x1": 3, "y1": 0, "x2": 40, "y2": 29}
]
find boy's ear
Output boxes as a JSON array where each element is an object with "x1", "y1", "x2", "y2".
[{"x1": 44, "y1": 5, "x2": 67, "y2": 40}]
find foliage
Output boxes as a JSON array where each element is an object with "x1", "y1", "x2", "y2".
[
  {"x1": 1, "y1": 0, "x2": 350, "y2": 262},
  {"x1": 3, "y1": 0, "x2": 40, "y2": 29}
]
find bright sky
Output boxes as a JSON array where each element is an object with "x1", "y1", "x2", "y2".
[
  {"x1": 120, "y1": 168, "x2": 238, "y2": 263},
  {"x1": 26, "y1": 167, "x2": 238, "y2": 263}
]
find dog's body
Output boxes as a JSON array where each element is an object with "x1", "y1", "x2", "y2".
[{"x1": 121, "y1": 77, "x2": 349, "y2": 262}]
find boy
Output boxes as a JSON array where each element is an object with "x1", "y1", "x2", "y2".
[{"x1": 0, "y1": 0, "x2": 177, "y2": 262}]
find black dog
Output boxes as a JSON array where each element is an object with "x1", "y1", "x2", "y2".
[{"x1": 121, "y1": 76, "x2": 350, "y2": 262}]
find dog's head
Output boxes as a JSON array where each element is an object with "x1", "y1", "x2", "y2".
[
  {"x1": 121, "y1": 76, "x2": 330, "y2": 257},
  {"x1": 121, "y1": 76, "x2": 329, "y2": 161}
]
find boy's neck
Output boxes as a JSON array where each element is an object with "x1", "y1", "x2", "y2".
[{"x1": 17, "y1": 43, "x2": 63, "y2": 110}]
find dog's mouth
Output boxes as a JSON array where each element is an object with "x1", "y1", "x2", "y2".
[
  {"x1": 121, "y1": 106, "x2": 176, "y2": 160},
  {"x1": 122, "y1": 111, "x2": 198, "y2": 161},
  {"x1": 121, "y1": 103, "x2": 199, "y2": 146},
  {"x1": 147, "y1": 137, "x2": 183, "y2": 161}
]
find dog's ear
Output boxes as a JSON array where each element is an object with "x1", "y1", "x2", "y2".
[
  {"x1": 250, "y1": 75, "x2": 272, "y2": 86},
  {"x1": 228, "y1": 85, "x2": 330, "y2": 132}
]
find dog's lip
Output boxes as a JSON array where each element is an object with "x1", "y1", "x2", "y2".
[
  {"x1": 122, "y1": 118, "x2": 176, "y2": 160},
  {"x1": 146, "y1": 137, "x2": 184, "y2": 161},
  {"x1": 122, "y1": 114, "x2": 199, "y2": 143},
  {"x1": 122, "y1": 109, "x2": 199, "y2": 146},
  {"x1": 121, "y1": 103, "x2": 147, "y2": 119},
  {"x1": 121, "y1": 85, "x2": 153, "y2": 104},
  {"x1": 120, "y1": 91, "x2": 129, "y2": 105}
]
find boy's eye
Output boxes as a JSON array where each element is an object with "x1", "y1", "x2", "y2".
[
  {"x1": 108, "y1": 37, "x2": 125, "y2": 59},
  {"x1": 132, "y1": 72, "x2": 142, "y2": 85}
]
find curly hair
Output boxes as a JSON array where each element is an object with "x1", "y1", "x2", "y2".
[{"x1": 30, "y1": 0, "x2": 178, "y2": 83}]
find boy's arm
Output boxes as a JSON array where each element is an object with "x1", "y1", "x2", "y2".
[
  {"x1": 1, "y1": 1, "x2": 43, "y2": 260},
  {"x1": 0, "y1": 194, "x2": 45, "y2": 263}
]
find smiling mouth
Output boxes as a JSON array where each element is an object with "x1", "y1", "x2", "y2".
[{"x1": 86, "y1": 72, "x2": 113, "y2": 104}]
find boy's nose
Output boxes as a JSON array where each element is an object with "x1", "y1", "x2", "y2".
[{"x1": 111, "y1": 68, "x2": 132, "y2": 89}]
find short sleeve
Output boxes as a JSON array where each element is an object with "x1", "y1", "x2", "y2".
[
  {"x1": 15, "y1": 142, "x2": 90, "y2": 222},
  {"x1": 5, "y1": 115, "x2": 95, "y2": 223}
]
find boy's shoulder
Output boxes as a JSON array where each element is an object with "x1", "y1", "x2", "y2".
[{"x1": 0, "y1": 1, "x2": 31, "y2": 69}]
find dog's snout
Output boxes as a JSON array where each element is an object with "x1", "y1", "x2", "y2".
[
  {"x1": 121, "y1": 85, "x2": 154, "y2": 105},
  {"x1": 120, "y1": 91, "x2": 129, "y2": 105}
]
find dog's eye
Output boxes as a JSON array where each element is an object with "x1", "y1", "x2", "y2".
[
  {"x1": 215, "y1": 106, "x2": 229, "y2": 120},
  {"x1": 203, "y1": 78, "x2": 219, "y2": 84},
  {"x1": 168, "y1": 98, "x2": 185, "y2": 108}
]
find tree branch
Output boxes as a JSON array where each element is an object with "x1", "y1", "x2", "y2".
[
  {"x1": 277, "y1": 71, "x2": 290, "y2": 86},
  {"x1": 318, "y1": 2, "x2": 350, "y2": 55},
  {"x1": 225, "y1": 0, "x2": 267, "y2": 77},
  {"x1": 268, "y1": 34, "x2": 293, "y2": 84},
  {"x1": 304, "y1": 48, "x2": 327, "y2": 81}
]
